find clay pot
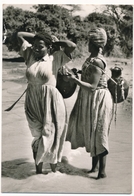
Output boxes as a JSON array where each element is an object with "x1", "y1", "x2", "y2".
[{"x1": 56, "y1": 68, "x2": 79, "y2": 98}]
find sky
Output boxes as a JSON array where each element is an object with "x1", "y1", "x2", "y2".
[
  {"x1": 2, "y1": 4, "x2": 106, "y2": 17},
  {"x1": 2, "y1": 1, "x2": 134, "y2": 17}
]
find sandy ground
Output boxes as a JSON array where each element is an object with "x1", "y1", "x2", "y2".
[{"x1": 1, "y1": 57, "x2": 133, "y2": 195}]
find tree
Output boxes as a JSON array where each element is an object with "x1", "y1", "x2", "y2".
[
  {"x1": 85, "y1": 12, "x2": 114, "y2": 25},
  {"x1": 3, "y1": 6, "x2": 36, "y2": 51},
  {"x1": 3, "y1": 4, "x2": 131, "y2": 58},
  {"x1": 103, "y1": 5, "x2": 133, "y2": 57}
]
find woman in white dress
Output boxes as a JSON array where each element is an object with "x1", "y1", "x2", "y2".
[
  {"x1": 66, "y1": 28, "x2": 114, "y2": 179},
  {"x1": 17, "y1": 31, "x2": 76, "y2": 174}
]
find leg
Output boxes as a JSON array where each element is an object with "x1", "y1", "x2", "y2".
[
  {"x1": 50, "y1": 163, "x2": 57, "y2": 173},
  {"x1": 97, "y1": 152, "x2": 107, "y2": 179},
  {"x1": 33, "y1": 151, "x2": 43, "y2": 174},
  {"x1": 35, "y1": 162, "x2": 43, "y2": 174},
  {"x1": 88, "y1": 156, "x2": 99, "y2": 173}
]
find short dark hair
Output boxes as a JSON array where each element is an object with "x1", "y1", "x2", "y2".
[{"x1": 34, "y1": 32, "x2": 52, "y2": 47}]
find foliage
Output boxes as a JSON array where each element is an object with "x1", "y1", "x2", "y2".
[
  {"x1": 3, "y1": 4, "x2": 133, "y2": 58},
  {"x1": 3, "y1": 6, "x2": 36, "y2": 51},
  {"x1": 103, "y1": 5, "x2": 133, "y2": 57}
]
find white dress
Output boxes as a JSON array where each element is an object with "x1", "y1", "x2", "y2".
[{"x1": 20, "y1": 40, "x2": 71, "y2": 165}]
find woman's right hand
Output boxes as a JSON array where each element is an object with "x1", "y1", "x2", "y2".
[{"x1": 51, "y1": 35, "x2": 59, "y2": 42}]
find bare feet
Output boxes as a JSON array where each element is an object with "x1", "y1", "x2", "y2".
[
  {"x1": 50, "y1": 163, "x2": 57, "y2": 173},
  {"x1": 36, "y1": 171, "x2": 48, "y2": 175},
  {"x1": 87, "y1": 168, "x2": 98, "y2": 173},
  {"x1": 96, "y1": 173, "x2": 107, "y2": 179},
  {"x1": 36, "y1": 171, "x2": 42, "y2": 174},
  {"x1": 36, "y1": 162, "x2": 43, "y2": 174}
]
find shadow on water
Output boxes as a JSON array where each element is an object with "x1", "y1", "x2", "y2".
[
  {"x1": 57, "y1": 159, "x2": 96, "y2": 179},
  {"x1": 2, "y1": 159, "x2": 36, "y2": 179},
  {"x1": 2, "y1": 158, "x2": 95, "y2": 180}
]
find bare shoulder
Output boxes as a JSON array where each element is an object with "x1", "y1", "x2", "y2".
[{"x1": 92, "y1": 58, "x2": 105, "y2": 70}]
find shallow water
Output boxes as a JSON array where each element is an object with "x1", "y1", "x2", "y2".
[
  {"x1": 2, "y1": 61, "x2": 27, "y2": 84},
  {"x1": 2, "y1": 60, "x2": 133, "y2": 194}
]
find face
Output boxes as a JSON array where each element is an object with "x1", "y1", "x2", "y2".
[
  {"x1": 88, "y1": 40, "x2": 94, "y2": 53},
  {"x1": 88, "y1": 40, "x2": 99, "y2": 54},
  {"x1": 33, "y1": 38, "x2": 48, "y2": 58}
]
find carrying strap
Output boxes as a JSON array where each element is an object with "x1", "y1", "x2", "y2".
[
  {"x1": 101, "y1": 68, "x2": 118, "y2": 124},
  {"x1": 84, "y1": 56, "x2": 118, "y2": 124}
]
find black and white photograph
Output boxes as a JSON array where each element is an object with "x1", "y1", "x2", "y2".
[{"x1": 1, "y1": 2, "x2": 133, "y2": 195}]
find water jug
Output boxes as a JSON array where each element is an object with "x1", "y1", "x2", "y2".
[{"x1": 107, "y1": 66, "x2": 129, "y2": 103}]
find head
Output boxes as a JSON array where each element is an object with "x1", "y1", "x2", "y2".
[
  {"x1": 88, "y1": 28, "x2": 107, "y2": 55},
  {"x1": 32, "y1": 32, "x2": 52, "y2": 58}
]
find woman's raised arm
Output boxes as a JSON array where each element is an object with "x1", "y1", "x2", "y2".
[
  {"x1": 53, "y1": 40, "x2": 76, "y2": 56},
  {"x1": 17, "y1": 31, "x2": 35, "y2": 45}
]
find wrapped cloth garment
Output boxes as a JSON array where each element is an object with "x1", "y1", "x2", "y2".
[
  {"x1": 66, "y1": 55, "x2": 114, "y2": 157},
  {"x1": 89, "y1": 28, "x2": 107, "y2": 48},
  {"x1": 20, "y1": 40, "x2": 71, "y2": 165}
]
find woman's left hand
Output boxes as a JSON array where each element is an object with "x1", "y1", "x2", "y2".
[{"x1": 58, "y1": 66, "x2": 78, "y2": 83}]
